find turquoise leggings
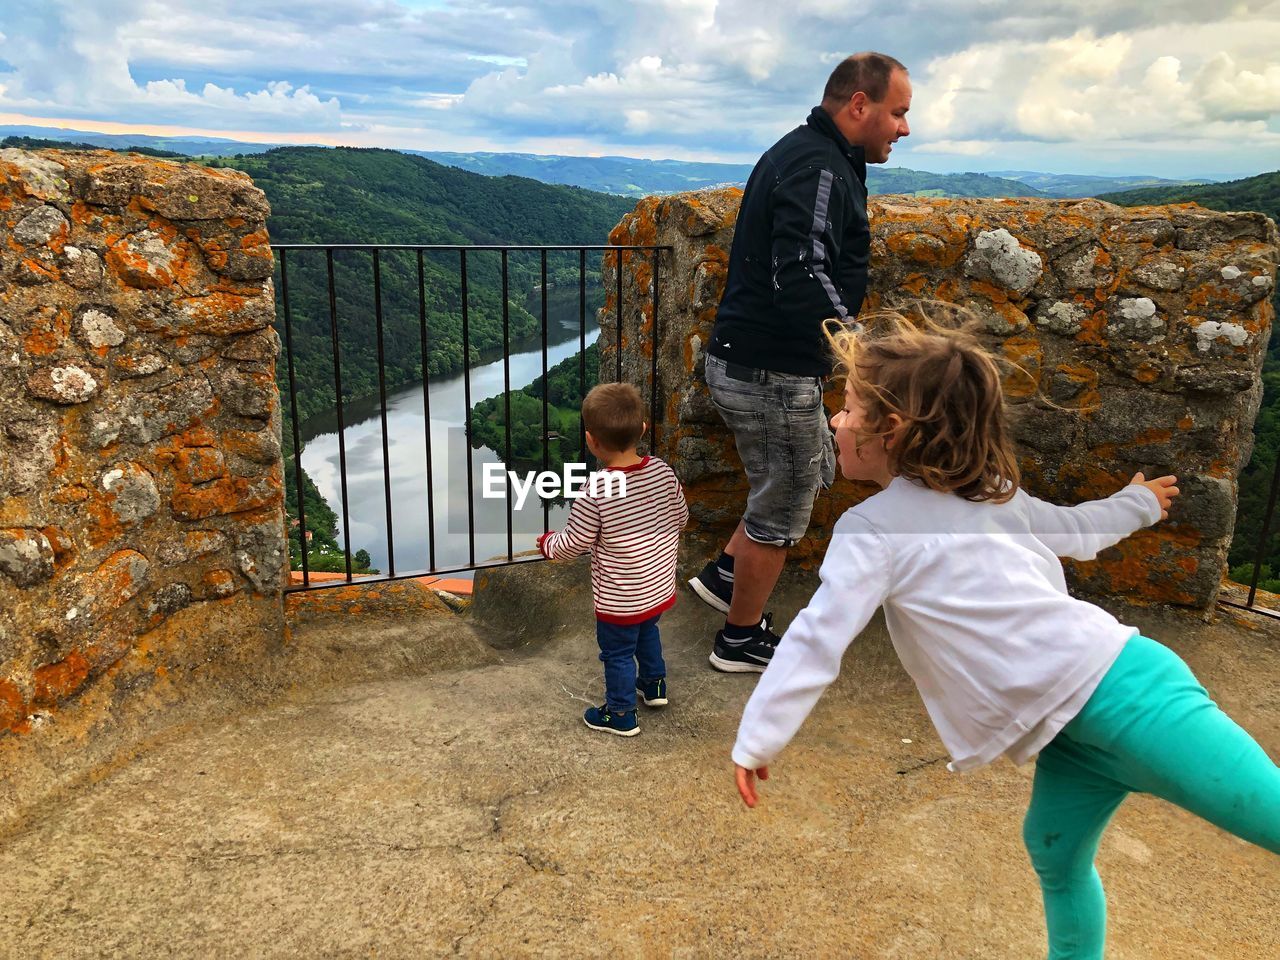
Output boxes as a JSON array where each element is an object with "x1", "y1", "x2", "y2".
[{"x1": 1023, "y1": 635, "x2": 1280, "y2": 959}]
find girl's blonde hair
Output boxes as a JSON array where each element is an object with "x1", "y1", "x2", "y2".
[{"x1": 826, "y1": 303, "x2": 1020, "y2": 503}]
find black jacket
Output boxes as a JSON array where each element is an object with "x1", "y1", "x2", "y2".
[{"x1": 709, "y1": 106, "x2": 869, "y2": 376}]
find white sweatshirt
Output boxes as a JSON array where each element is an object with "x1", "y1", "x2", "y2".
[{"x1": 732, "y1": 477, "x2": 1163, "y2": 773}]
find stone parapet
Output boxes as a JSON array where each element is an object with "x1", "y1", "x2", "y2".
[
  {"x1": 603, "y1": 190, "x2": 1278, "y2": 608},
  {"x1": 0, "y1": 149, "x2": 286, "y2": 745}
]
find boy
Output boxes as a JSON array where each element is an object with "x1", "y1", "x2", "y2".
[{"x1": 538, "y1": 383, "x2": 689, "y2": 736}]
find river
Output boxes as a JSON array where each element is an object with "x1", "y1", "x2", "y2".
[{"x1": 299, "y1": 323, "x2": 600, "y2": 577}]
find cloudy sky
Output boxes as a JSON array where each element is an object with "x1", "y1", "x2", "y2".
[{"x1": 1, "y1": 0, "x2": 1278, "y2": 179}]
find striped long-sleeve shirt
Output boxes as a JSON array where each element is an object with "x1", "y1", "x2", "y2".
[{"x1": 537, "y1": 456, "x2": 689, "y2": 624}]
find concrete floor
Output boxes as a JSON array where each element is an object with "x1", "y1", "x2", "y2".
[{"x1": 3, "y1": 561, "x2": 1277, "y2": 958}]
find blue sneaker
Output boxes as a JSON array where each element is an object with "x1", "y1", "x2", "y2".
[
  {"x1": 637, "y1": 677, "x2": 668, "y2": 707},
  {"x1": 583, "y1": 704, "x2": 640, "y2": 737}
]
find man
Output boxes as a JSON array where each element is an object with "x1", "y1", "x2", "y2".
[{"x1": 689, "y1": 52, "x2": 911, "y2": 673}]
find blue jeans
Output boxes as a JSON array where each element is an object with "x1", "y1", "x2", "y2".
[
  {"x1": 596, "y1": 614, "x2": 666, "y2": 713},
  {"x1": 705, "y1": 353, "x2": 836, "y2": 547}
]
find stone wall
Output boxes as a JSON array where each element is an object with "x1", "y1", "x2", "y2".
[
  {"x1": 602, "y1": 190, "x2": 1279, "y2": 608},
  {"x1": 0, "y1": 149, "x2": 286, "y2": 747}
]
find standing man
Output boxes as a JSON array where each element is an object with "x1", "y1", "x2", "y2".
[{"x1": 689, "y1": 52, "x2": 911, "y2": 673}]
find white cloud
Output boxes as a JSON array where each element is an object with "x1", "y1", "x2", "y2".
[
  {"x1": 912, "y1": 21, "x2": 1280, "y2": 149},
  {"x1": 1197, "y1": 52, "x2": 1280, "y2": 119},
  {"x1": 911, "y1": 139, "x2": 995, "y2": 156},
  {"x1": 0, "y1": 0, "x2": 1277, "y2": 176}
]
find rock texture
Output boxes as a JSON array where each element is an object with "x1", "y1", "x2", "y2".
[
  {"x1": 603, "y1": 191, "x2": 1279, "y2": 608},
  {"x1": 0, "y1": 149, "x2": 286, "y2": 747}
]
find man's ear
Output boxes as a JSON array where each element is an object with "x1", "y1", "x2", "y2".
[{"x1": 847, "y1": 90, "x2": 869, "y2": 119}]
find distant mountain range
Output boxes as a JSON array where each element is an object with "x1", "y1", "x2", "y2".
[
  {"x1": 0, "y1": 125, "x2": 285, "y2": 157},
  {"x1": 992, "y1": 170, "x2": 1217, "y2": 198},
  {"x1": 2, "y1": 125, "x2": 1217, "y2": 201}
]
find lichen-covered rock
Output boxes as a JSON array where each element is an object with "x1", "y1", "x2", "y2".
[
  {"x1": 0, "y1": 149, "x2": 70, "y2": 200},
  {"x1": 964, "y1": 228, "x2": 1044, "y2": 295},
  {"x1": 100, "y1": 463, "x2": 161, "y2": 524},
  {"x1": 1, "y1": 148, "x2": 283, "y2": 754},
  {"x1": 607, "y1": 189, "x2": 1277, "y2": 609},
  {"x1": 1108, "y1": 297, "x2": 1166, "y2": 343},
  {"x1": 14, "y1": 205, "x2": 70, "y2": 247},
  {"x1": 1034, "y1": 300, "x2": 1086, "y2": 336},
  {"x1": 75, "y1": 306, "x2": 125, "y2": 349},
  {"x1": 59, "y1": 246, "x2": 104, "y2": 290},
  {"x1": 0, "y1": 529, "x2": 55, "y2": 587},
  {"x1": 26, "y1": 362, "x2": 101, "y2": 404}
]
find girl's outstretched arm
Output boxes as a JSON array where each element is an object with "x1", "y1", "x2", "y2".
[
  {"x1": 1019, "y1": 474, "x2": 1176, "y2": 561},
  {"x1": 731, "y1": 512, "x2": 891, "y2": 803}
]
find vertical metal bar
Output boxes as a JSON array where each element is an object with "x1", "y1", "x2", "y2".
[
  {"x1": 279, "y1": 249, "x2": 309, "y2": 588},
  {"x1": 650, "y1": 248, "x2": 660, "y2": 456},
  {"x1": 541, "y1": 249, "x2": 550, "y2": 532},
  {"x1": 579, "y1": 247, "x2": 588, "y2": 471},
  {"x1": 372, "y1": 249, "x2": 395, "y2": 578},
  {"x1": 326, "y1": 249, "x2": 354, "y2": 582},
  {"x1": 1246, "y1": 449, "x2": 1280, "y2": 606},
  {"x1": 615, "y1": 247, "x2": 623, "y2": 383},
  {"x1": 461, "y1": 249, "x2": 476, "y2": 567},
  {"x1": 502, "y1": 249, "x2": 513, "y2": 562},
  {"x1": 417, "y1": 251, "x2": 436, "y2": 571}
]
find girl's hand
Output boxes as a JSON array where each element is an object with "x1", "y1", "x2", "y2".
[
  {"x1": 735, "y1": 764, "x2": 769, "y2": 808},
  {"x1": 1130, "y1": 472, "x2": 1179, "y2": 520}
]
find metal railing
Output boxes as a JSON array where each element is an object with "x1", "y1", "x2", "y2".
[
  {"x1": 1218, "y1": 448, "x2": 1280, "y2": 619},
  {"x1": 274, "y1": 243, "x2": 671, "y2": 592}
]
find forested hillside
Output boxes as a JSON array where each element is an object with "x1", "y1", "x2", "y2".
[
  {"x1": 203, "y1": 147, "x2": 630, "y2": 572},
  {"x1": 1102, "y1": 172, "x2": 1280, "y2": 587},
  {"x1": 206, "y1": 147, "x2": 631, "y2": 425},
  {"x1": 469, "y1": 342, "x2": 600, "y2": 476}
]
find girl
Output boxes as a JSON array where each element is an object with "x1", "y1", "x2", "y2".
[{"x1": 731, "y1": 308, "x2": 1279, "y2": 959}]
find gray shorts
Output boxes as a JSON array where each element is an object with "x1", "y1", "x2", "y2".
[{"x1": 705, "y1": 353, "x2": 836, "y2": 547}]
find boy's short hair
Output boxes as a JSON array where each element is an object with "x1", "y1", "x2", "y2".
[{"x1": 582, "y1": 382, "x2": 645, "y2": 452}]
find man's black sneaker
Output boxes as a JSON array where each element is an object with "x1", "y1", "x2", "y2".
[
  {"x1": 583, "y1": 704, "x2": 640, "y2": 736},
  {"x1": 709, "y1": 617, "x2": 781, "y2": 674},
  {"x1": 688, "y1": 560, "x2": 732, "y2": 613},
  {"x1": 636, "y1": 677, "x2": 669, "y2": 707}
]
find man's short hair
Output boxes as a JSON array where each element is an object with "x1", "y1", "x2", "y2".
[
  {"x1": 582, "y1": 382, "x2": 645, "y2": 452},
  {"x1": 823, "y1": 52, "x2": 908, "y2": 105}
]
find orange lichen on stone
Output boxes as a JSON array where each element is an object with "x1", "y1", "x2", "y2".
[
  {"x1": 84, "y1": 494, "x2": 127, "y2": 548},
  {"x1": 898, "y1": 273, "x2": 928, "y2": 296},
  {"x1": 0, "y1": 679, "x2": 27, "y2": 734},
  {"x1": 1002, "y1": 337, "x2": 1043, "y2": 398},
  {"x1": 105, "y1": 238, "x2": 173, "y2": 289},
  {"x1": 1132, "y1": 428, "x2": 1174, "y2": 446},
  {"x1": 91, "y1": 550, "x2": 149, "y2": 609},
  {"x1": 1054, "y1": 364, "x2": 1100, "y2": 408},
  {"x1": 934, "y1": 279, "x2": 964, "y2": 303},
  {"x1": 32, "y1": 650, "x2": 91, "y2": 707},
  {"x1": 22, "y1": 306, "x2": 71, "y2": 358},
  {"x1": 171, "y1": 476, "x2": 277, "y2": 520},
  {"x1": 174, "y1": 447, "x2": 228, "y2": 484},
  {"x1": 1178, "y1": 415, "x2": 1195, "y2": 430},
  {"x1": 969, "y1": 279, "x2": 1011, "y2": 305},
  {"x1": 884, "y1": 231, "x2": 950, "y2": 266},
  {"x1": 52, "y1": 484, "x2": 92, "y2": 504},
  {"x1": 1130, "y1": 362, "x2": 1163, "y2": 383},
  {"x1": 203, "y1": 569, "x2": 236, "y2": 597},
  {"x1": 1076, "y1": 527, "x2": 1203, "y2": 604},
  {"x1": 40, "y1": 526, "x2": 77, "y2": 573}
]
